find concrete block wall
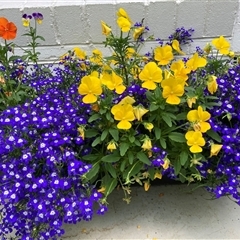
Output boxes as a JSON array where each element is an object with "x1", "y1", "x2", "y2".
[{"x1": 0, "y1": 0, "x2": 240, "y2": 62}]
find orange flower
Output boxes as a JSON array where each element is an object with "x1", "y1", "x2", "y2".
[{"x1": 0, "y1": 17, "x2": 17, "y2": 40}]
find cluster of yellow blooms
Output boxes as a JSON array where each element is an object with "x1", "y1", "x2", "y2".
[{"x1": 76, "y1": 8, "x2": 233, "y2": 156}]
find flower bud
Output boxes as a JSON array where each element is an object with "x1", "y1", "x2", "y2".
[
  {"x1": 141, "y1": 137, "x2": 152, "y2": 151},
  {"x1": 133, "y1": 105, "x2": 149, "y2": 121},
  {"x1": 107, "y1": 141, "x2": 117, "y2": 152}
]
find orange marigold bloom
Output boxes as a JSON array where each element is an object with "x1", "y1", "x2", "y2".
[{"x1": 0, "y1": 17, "x2": 17, "y2": 40}]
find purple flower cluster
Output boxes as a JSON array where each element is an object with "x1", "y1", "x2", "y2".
[
  {"x1": 168, "y1": 27, "x2": 194, "y2": 45},
  {"x1": 199, "y1": 65, "x2": 240, "y2": 203},
  {"x1": 0, "y1": 65, "x2": 107, "y2": 239}
]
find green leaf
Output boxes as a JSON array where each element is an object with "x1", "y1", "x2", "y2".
[
  {"x1": 85, "y1": 129, "x2": 99, "y2": 138},
  {"x1": 154, "y1": 86, "x2": 161, "y2": 99},
  {"x1": 154, "y1": 127, "x2": 161, "y2": 140},
  {"x1": 106, "y1": 112, "x2": 113, "y2": 121},
  {"x1": 41, "y1": 67, "x2": 51, "y2": 73},
  {"x1": 91, "y1": 137, "x2": 101, "y2": 147},
  {"x1": 101, "y1": 129, "x2": 109, "y2": 141},
  {"x1": 128, "y1": 135, "x2": 135, "y2": 143},
  {"x1": 137, "y1": 152, "x2": 151, "y2": 165},
  {"x1": 35, "y1": 35, "x2": 45, "y2": 41},
  {"x1": 105, "y1": 163, "x2": 117, "y2": 178},
  {"x1": 134, "y1": 140, "x2": 141, "y2": 146},
  {"x1": 120, "y1": 142, "x2": 129, "y2": 156},
  {"x1": 149, "y1": 103, "x2": 159, "y2": 112},
  {"x1": 179, "y1": 151, "x2": 188, "y2": 166},
  {"x1": 88, "y1": 114, "x2": 100, "y2": 123},
  {"x1": 206, "y1": 129, "x2": 222, "y2": 143},
  {"x1": 120, "y1": 159, "x2": 127, "y2": 172},
  {"x1": 159, "y1": 137, "x2": 166, "y2": 149},
  {"x1": 146, "y1": 91, "x2": 154, "y2": 101},
  {"x1": 168, "y1": 132, "x2": 186, "y2": 143},
  {"x1": 148, "y1": 168, "x2": 155, "y2": 180},
  {"x1": 85, "y1": 163, "x2": 100, "y2": 180},
  {"x1": 162, "y1": 114, "x2": 172, "y2": 127},
  {"x1": 128, "y1": 151, "x2": 134, "y2": 165},
  {"x1": 109, "y1": 128, "x2": 119, "y2": 141},
  {"x1": 173, "y1": 159, "x2": 181, "y2": 175},
  {"x1": 101, "y1": 154, "x2": 121, "y2": 163},
  {"x1": 124, "y1": 161, "x2": 143, "y2": 180},
  {"x1": 8, "y1": 55, "x2": 24, "y2": 62},
  {"x1": 179, "y1": 169, "x2": 187, "y2": 183},
  {"x1": 82, "y1": 154, "x2": 99, "y2": 161},
  {"x1": 105, "y1": 177, "x2": 118, "y2": 197},
  {"x1": 176, "y1": 112, "x2": 187, "y2": 120}
]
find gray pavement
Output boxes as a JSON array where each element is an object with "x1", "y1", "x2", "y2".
[{"x1": 62, "y1": 184, "x2": 240, "y2": 239}]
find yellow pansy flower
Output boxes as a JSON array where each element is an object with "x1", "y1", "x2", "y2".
[
  {"x1": 154, "y1": 45, "x2": 174, "y2": 65},
  {"x1": 187, "y1": 106, "x2": 211, "y2": 133},
  {"x1": 78, "y1": 75, "x2": 102, "y2": 104},
  {"x1": 111, "y1": 104, "x2": 135, "y2": 130},
  {"x1": 133, "y1": 105, "x2": 149, "y2": 121},
  {"x1": 133, "y1": 26, "x2": 144, "y2": 40},
  {"x1": 117, "y1": 8, "x2": 132, "y2": 23},
  {"x1": 101, "y1": 71, "x2": 126, "y2": 94},
  {"x1": 101, "y1": 20, "x2": 111, "y2": 36},
  {"x1": 161, "y1": 77, "x2": 184, "y2": 105},
  {"x1": 73, "y1": 47, "x2": 86, "y2": 60},
  {"x1": 172, "y1": 39, "x2": 185, "y2": 55},
  {"x1": 207, "y1": 75, "x2": 218, "y2": 94},
  {"x1": 117, "y1": 17, "x2": 131, "y2": 32},
  {"x1": 170, "y1": 59, "x2": 190, "y2": 81},
  {"x1": 90, "y1": 49, "x2": 103, "y2": 65},
  {"x1": 210, "y1": 143, "x2": 223, "y2": 157},
  {"x1": 139, "y1": 62, "x2": 163, "y2": 90},
  {"x1": 186, "y1": 53, "x2": 207, "y2": 72},
  {"x1": 212, "y1": 35, "x2": 230, "y2": 55},
  {"x1": 185, "y1": 131, "x2": 206, "y2": 153},
  {"x1": 22, "y1": 18, "x2": 30, "y2": 27}
]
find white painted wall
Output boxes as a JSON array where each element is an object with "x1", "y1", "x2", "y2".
[{"x1": 0, "y1": 0, "x2": 240, "y2": 62}]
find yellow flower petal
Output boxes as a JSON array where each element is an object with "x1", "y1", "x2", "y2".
[
  {"x1": 82, "y1": 94, "x2": 97, "y2": 104},
  {"x1": 115, "y1": 85, "x2": 126, "y2": 94},
  {"x1": 117, "y1": 16, "x2": 131, "y2": 32},
  {"x1": 200, "y1": 122, "x2": 211, "y2": 133},
  {"x1": 172, "y1": 40, "x2": 185, "y2": 55},
  {"x1": 190, "y1": 145, "x2": 203, "y2": 153},
  {"x1": 207, "y1": 75, "x2": 218, "y2": 94},
  {"x1": 212, "y1": 35, "x2": 230, "y2": 55},
  {"x1": 101, "y1": 20, "x2": 112, "y2": 35},
  {"x1": 210, "y1": 144, "x2": 223, "y2": 157},
  {"x1": 186, "y1": 53, "x2": 207, "y2": 71},
  {"x1": 117, "y1": 120, "x2": 132, "y2": 130}
]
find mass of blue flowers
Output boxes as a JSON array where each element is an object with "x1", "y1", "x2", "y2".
[{"x1": 0, "y1": 62, "x2": 107, "y2": 240}]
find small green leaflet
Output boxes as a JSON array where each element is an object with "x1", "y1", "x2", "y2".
[{"x1": 137, "y1": 152, "x2": 151, "y2": 165}]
